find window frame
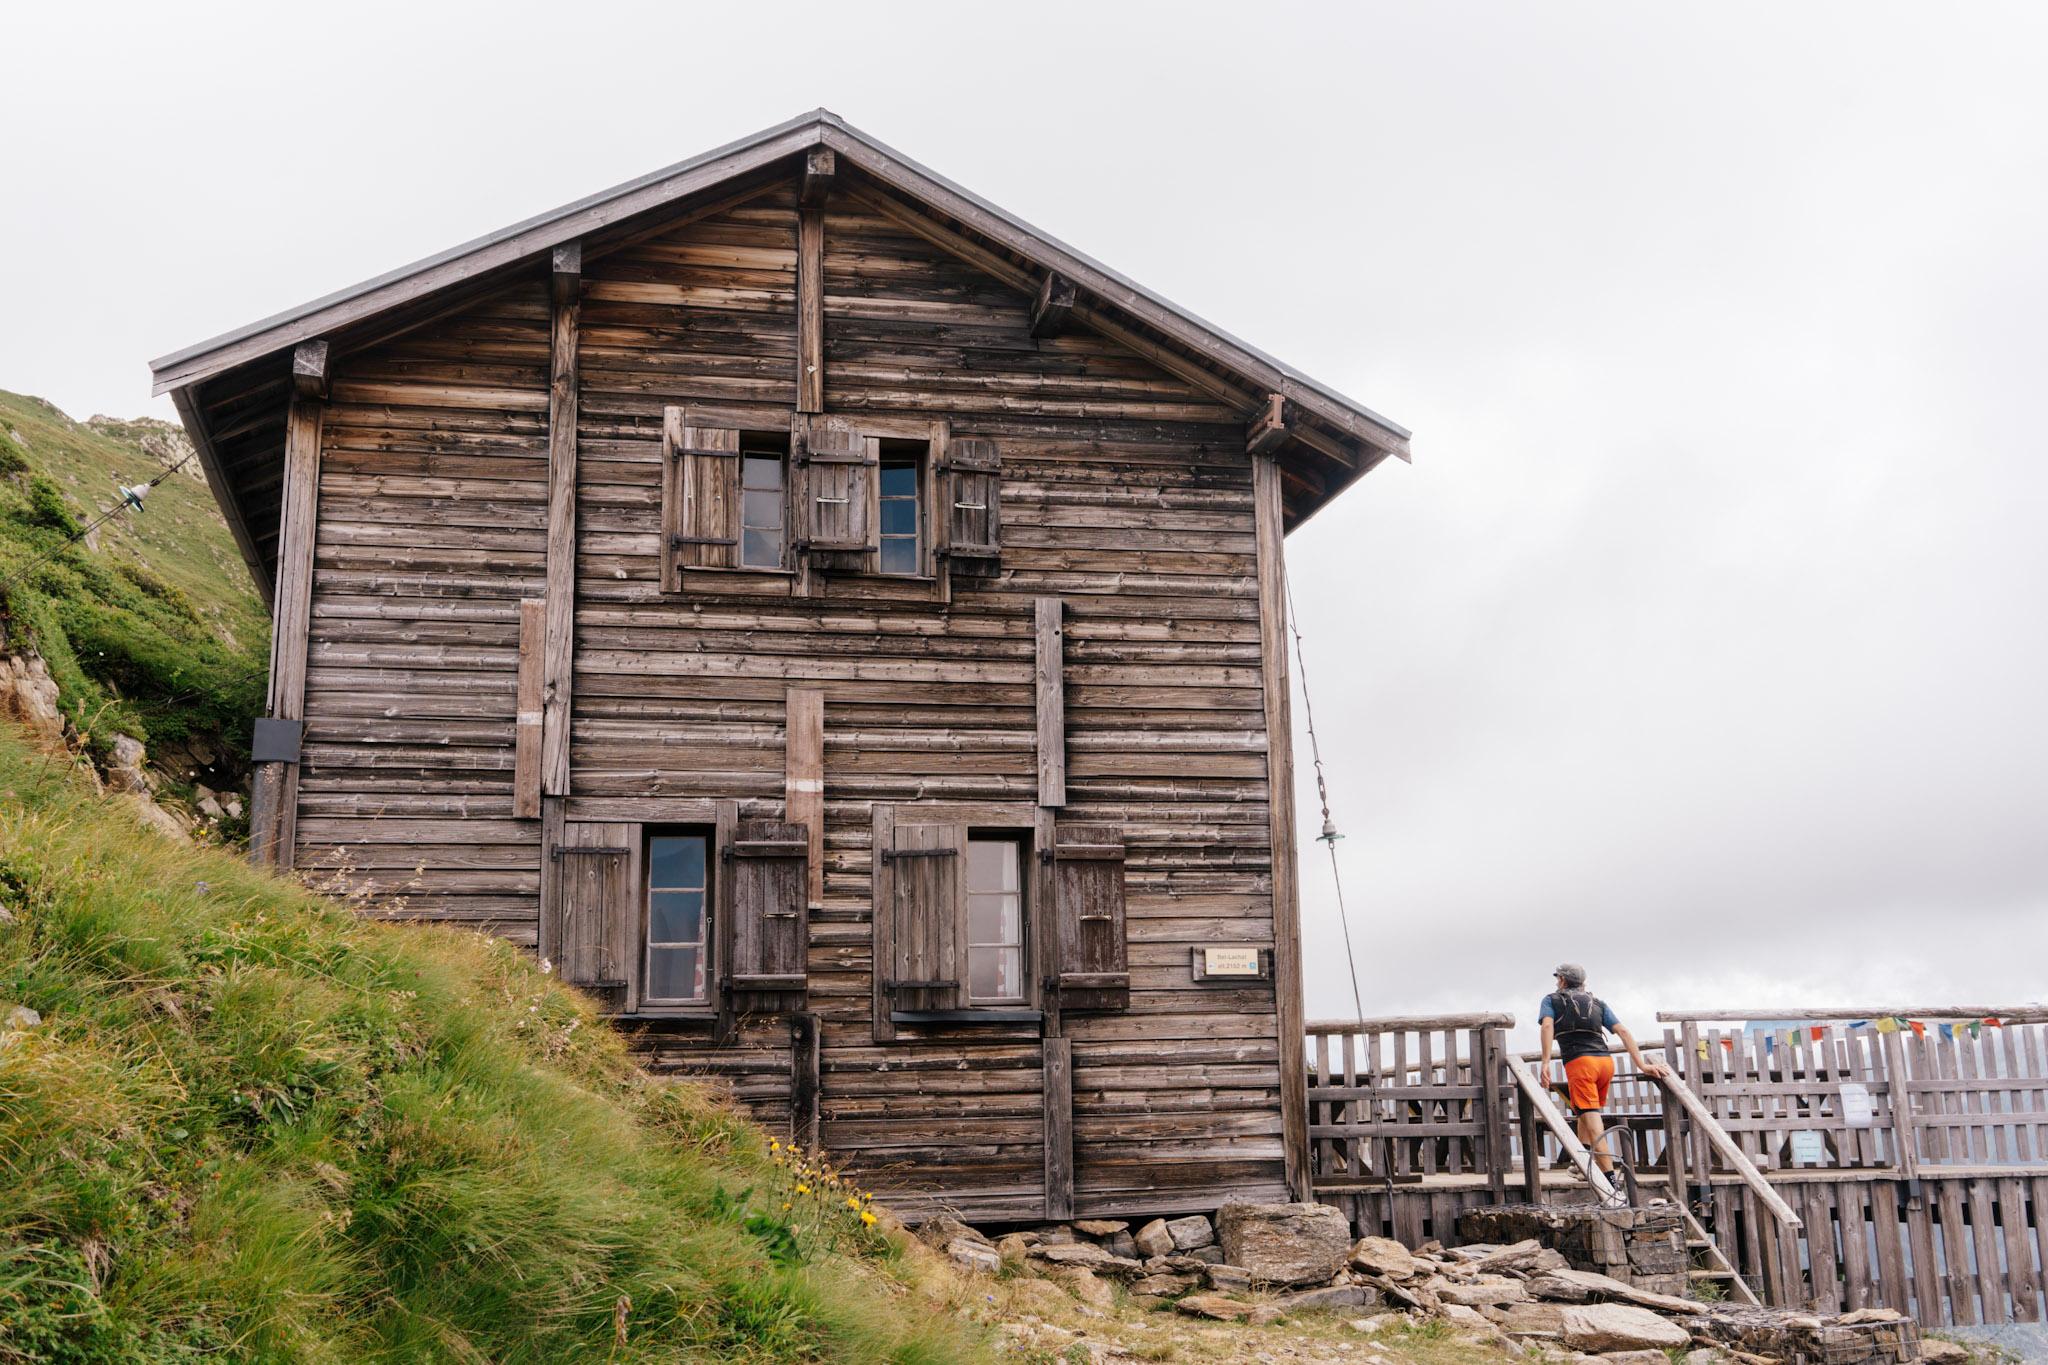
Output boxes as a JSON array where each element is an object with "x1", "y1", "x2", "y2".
[
  {"x1": 737, "y1": 442, "x2": 790, "y2": 572},
  {"x1": 870, "y1": 802, "x2": 1052, "y2": 1040},
  {"x1": 964, "y1": 833, "x2": 1028, "y2": 1005},
  {"x1": 876, "y1": 443, "x2": 924, "y2": 578},
  {"x1": 637, "y1": 824, "x2": 720, "y2": 1018}
]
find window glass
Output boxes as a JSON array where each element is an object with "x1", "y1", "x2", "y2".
[
  {"x1": 965, "y1": 837, "x2": 1023, "y2": 1003},
  {"x1": 879, "y1": 455, "x2": 920, "y2": 576},
  {"x1": 740, "y1": 454, "x2": 784, "y2": 569},
  {"x1": 647, "y1": 833, "x2": 709, "y2": 1004}
]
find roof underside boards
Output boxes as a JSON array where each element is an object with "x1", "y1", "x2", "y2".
[{"x1": 151, "y1": 111, "x2": 1407, "y2": 594}]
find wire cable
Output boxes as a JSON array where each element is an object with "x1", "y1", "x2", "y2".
[
  {"x1": 0, "y1": 451, "x2": 196, "y2": 597},
  {"x1": 1285, "y1": 577, "x2": 1367, "y2": 1026}
]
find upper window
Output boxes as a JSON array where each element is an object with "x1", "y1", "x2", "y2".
[
  {"x1": 646, "y1": 833, "x2": 710, "y2": 1005},
  {"x1": 878, "y1": 444, "x2": 923, "y2": 576},
  {"x1": 966, "y1": 836, "x2": 1025, "y2": 1003},
  {"x1": 739, "y1": 444, "x2": 787, "y2": 570}
]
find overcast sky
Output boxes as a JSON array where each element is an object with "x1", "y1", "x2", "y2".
[{"x1": 6, "y1": 2, "x2": 2044, "y2": 1038}]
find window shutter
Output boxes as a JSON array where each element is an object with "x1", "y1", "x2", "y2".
[
  {"x1": 662, "y1": 408, "x2": 740, "y2": 585},
  {"x1": 724, "y1": 818, "x2": 809, "y2": 1011},
  {"x1": 881, "y1": 821, "x2": 966, "y2": 1012},
  {"x1": 800, "y1": 415, "x2": 876, "y2": 556},
  {"x1": 942, "y1": 438, "x2": 1001, "y2": 562},
  {"x1": 1052, "y1": 825, "x2": 1129, "y2": 1011},
  {"x1": 546, "y1": 822, "x2": 635, "y2": 1013}
]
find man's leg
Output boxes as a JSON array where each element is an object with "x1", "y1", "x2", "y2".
[{"x1": 1577, "y1": 1108, "x2": 1613, "y2": 1175}]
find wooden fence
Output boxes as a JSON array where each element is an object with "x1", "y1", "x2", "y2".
[{"x1": 1303, "y1": 1009, "x2": 2048, "y2": 1329}]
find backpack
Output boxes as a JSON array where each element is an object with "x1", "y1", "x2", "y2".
[{"x1": 1549, "y1": 989, "x2": 1607, "y2": 1046}]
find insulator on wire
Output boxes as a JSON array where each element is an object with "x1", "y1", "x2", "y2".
[{"x1": 1318, "y1": 815, "x2": 1341, "y2": 843}]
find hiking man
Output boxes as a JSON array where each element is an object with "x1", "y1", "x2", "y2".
[{"x1": 1537, "y1": 963, "x2": 1668, "y2": 1189}]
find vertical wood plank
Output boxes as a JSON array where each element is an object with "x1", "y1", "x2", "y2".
[
  {"x1": 1252, "y1": 451, "x2": 1310, "y2": 1201},
  {"x1": 1971, "y1": 1179, "x2": 2008, "y2": 1323},
  {"x1": 1871, "y1": 1181, "x2": 1911, "y2": 1319},
  {"x1": 1043, "y1": 1036, "x2": 1074, "y2": 1220},
  {"x1": 1838, "y1": 1180, "x2": 1872, "y2": 1308},
  {"x1": 253, "y1": 391, "x2": 323, "y2": 869},
  {"x1": 513, "y1": 599, "x2": 544, "y2": 819},
  {"x1": 1034, "y1": 596, "x2": 1066, "y2": 807},
  {"x1": 784, "y1": 687, "x2": 825, "y2": 907},
  {"x1": 1883, "y1": 1025, "x2": 1920, "y2": 1177},
  {"x1": 541, "y1": 244, "x2": 580, "y2": 797},
  {"x1": 796, "y1": 207, "x2": 824, "y2": 413},
  {"x1": 790, "y1": 1011, "x2": 821, "y2": 1150},
  {"x1": 1938, "y1": 1180, "x2": 1977, "y2": 1325},
  {"x1": 1999, "y1": 1177, "x2": 2037, "y2": 1321},
  {"x1": 1907, "y1": 1186, "x2": 1944, "y2": 1326},
  {"x1": 1480, "y1": 1027, "x2": 1509, "y2": 1202},
  {"x1": 1806, "y1": 1182, "x2": 1841, "y2": 1313}
]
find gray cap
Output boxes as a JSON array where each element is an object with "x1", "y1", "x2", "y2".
[{"x1": 1553, "y1": 962, "x2": 1586, "y2": 987}]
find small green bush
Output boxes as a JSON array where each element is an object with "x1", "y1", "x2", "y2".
[
  {"x1": 0, "y1": 428, "x2": 27, "y2": 475},
  {"x1": 24, "y1": 475, "x2": 82, "y2": 537}
]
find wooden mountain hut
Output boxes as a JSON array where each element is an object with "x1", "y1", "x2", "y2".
[{"x1": 148, "y1": 110, "x2": 1410, "y2": 1223}]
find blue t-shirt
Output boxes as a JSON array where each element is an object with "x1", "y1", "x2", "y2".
[{"x1": 1540, "y1": 992, "x2": 1618, "y2": 1060}]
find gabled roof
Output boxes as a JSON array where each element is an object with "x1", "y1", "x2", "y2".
[{"x1": 150, "y1": 111, "x2": 1408, "y2": 597}]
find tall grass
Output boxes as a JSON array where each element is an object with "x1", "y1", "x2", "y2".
[{"x1": 0, "y1": 728, "x2": 981, "y2": 1363}]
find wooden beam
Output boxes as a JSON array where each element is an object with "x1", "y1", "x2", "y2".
[
  {"x1": 1652, "y1": 1072, "x2": 1804, "y2": 1227},
  {"x1": 1043, "y1": 1036, "x2": 1075, "y2": 1219},
  {"x1": 251, "y1": 392, "x2": 322, "y2": 870},
  {"x1": 1029, "y1": 272, "x2": 1076, "y2": 339},
  {"x1": 540, "y1": 240, "x2": 580, "y2": 798},
  {"x1": 290, "y1": 340, "x2": 329, "y2": 400},
  {"x1": 799, "y1": 147, "x2": 836, "y2": 208},
  {"x1": 1247, "y1": 393, "x2": 1289, "y2": 457},
  {"x1": 1306, "y1": 1012, "x2": 1518, "y2": 1033},
  {"x1": 513, "y1": 599, "x2": 543, "y2": 819},
  {"x1": 791, "y1": 1012, "x2": 822, "y2": 1150},
  {"x1": 797, "y1": 207, "x2": 824, "y2": 413},
  {"x1": 1035, "y1": 597, "x2": 1066, "y2": 808},
  {"x1": 785, "y1": 687, "x2": 825, "y2": 907},
  {"x1": 1253, "y1": 453, "x2": 1310, "y2": 1200},
  {"x1": 551, "y1": 241, "x2": 581, "y2": 305}
]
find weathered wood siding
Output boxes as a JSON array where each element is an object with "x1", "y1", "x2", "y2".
[
  {"x1": 294, "y1": 284, "x2": 553, "y2": 938},
  {"x1": 290, "y1": 183, "x2": 1289, "y2": 1222}
]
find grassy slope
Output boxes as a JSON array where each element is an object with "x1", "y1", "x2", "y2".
[
  {"x1": 0, "y1": 721, "x2": 982, "y2": 1363},
  {"x1": 0, "y1": 392, "x2": 266, "y2": 786}
]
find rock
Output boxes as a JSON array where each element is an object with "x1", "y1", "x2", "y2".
[
  {"x1": 916, "y1": 1213, "x2": 988, "y2": 1250},
  {"x1": 1599, "y1": 1353, "x2": 1674, "y2": 1365},
  {"x1": 224, "y1": 797, "x2": 243, "y2": 820},
  {"x1": 1131, "y1": 1272, "x2": 1198, "y2": 1297},
  {"x1": 1103, "y1": 1231, "x2": 1139, "y2": 1260},
  {"x1": 0, "y1": 652, "x2": 64, "y2": 745},
  {"x1": 1918, "y1": 1342, "x2": 1969, "y2": 1363},
  {"x1": 1037, "y1": 1224, "x2": 1078, "y2": 1245},
  {"x1": 1437, "y1": 1276, "x2": 1528, "y2": 1308},
  {"x1": 1204, "y1": 1263, "x2": 1254, "y2": 1292},
  {"x1": 944, "y1": 1237, "x2": 999, "y2": 1274},
  {"x1": 995, "y1": 1232, "x2": 1038, "y2": 1264},
  {"x1": 1215, "y1": 1201, "x2": 1352, "y2": 1287},
  {"x1": 3, "y1": 1006, "x2": 41, "y2": 1030},
  {"x1": 1836, "y1": 1307, "x2": 1903, "y2": 1325},
  {"x1": 105, "y1": 735, "x2": 151, "y2": 793},
  {"x1": 1349, "y1": 1235, "x2": 1422, "y2": 1280},
  {"x1": 1247, "y1": 1305, "x2": 1283, "y2": 1326},
  {"x1": 197, "y1": 796, "x2": 225, "y2": 821},
  {"x1": 1682, "y1": 1351, "x2": 1731, "y2": 1365},
  {"x1": 1186, "y1": 1245, "x2": 1224, "y2": 1264},
  {"x1": 1551, "y1": 1304, "x2": 1691, "y2": 1353},
  {"x1": 1478, "y1": 1239, "x2": 1570, "y2": 1275},
  {"x1": 1073, "y1": 1219, "x2": 1128, "y2": 1237},
  {"x1": 1442, "y1": 1303, "x2": 1489, "y2": 1328},
  {"x1": 1029, "y1": 1241, "x2": 1141, "y2": 1276},
  {"x1": 1164, "y1": 1214, "x2": 1215, "y2": 1250},
  {"x1": 1281, "y1": 1283, "x2": 1375, "y2": 1311},
  {"x1": 122, "y1": 794, "x2": 192, "y2": 843},
  {"x1": 1175, "y1": 1292, "x2": 1257, "y2": 1322},
  {"x1": 1348, "y1": 1315, "x2": 1394, "y2": 1334},
  {"x1": 1134, "y1": 1218, "x2": 1175, "y2": 1258},
  {"x1": 1048, "y1": 1266, "x2": 1115, "y2": 1310},
  {"x1": 1526, "y1": 1268, "x2": 1696, "y2": 1315},
  {"x1": 1501, "y1": 1302, "x2": 1567, "y2": 1339}
]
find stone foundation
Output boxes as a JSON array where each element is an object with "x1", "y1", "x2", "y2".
[{"x1": 1457, "y1": 1202, "x2": 1689, "y2": 1298}]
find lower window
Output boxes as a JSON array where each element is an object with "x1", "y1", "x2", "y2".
[
  {"x1": 966, "y1": 836, "x2": 1025, "y2": 1004},
  {"x1": 646, "y1": 832, "x2": 710, "y2": 1005}
]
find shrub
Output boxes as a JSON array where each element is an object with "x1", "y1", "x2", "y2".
[{"x1": 24, "y1": 475, "x2": 81, "y2": 537}]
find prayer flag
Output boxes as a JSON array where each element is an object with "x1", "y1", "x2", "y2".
[
  {"x1": 1909, "y1": 1021, "x2": 1926, "y2": 1038},
  {"x1": 1939, "y1": 1023, "x2": 1954, "y2": 1041},
  {"x1": 1811, "y1": 1026, "x2": 1825, "y2": 1041},
  {"x1": 1968, "y1": 1021, "x2": 1981, "y2": 1038},
  {"x1": 1876, "y1": 1018, "x2": 1899, "y2": 1034}
]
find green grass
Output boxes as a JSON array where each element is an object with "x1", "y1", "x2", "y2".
[
  {"x1": 0, "y1": 393, "x2": 266, "y2": 780},
  {"x1": 0, "y1": 723, "x2": 983, "y2": 1363}
]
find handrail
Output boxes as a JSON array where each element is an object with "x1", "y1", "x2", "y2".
[
  {"x1": 1501, "y1": 1052, "x2": 1616, "y2": 1201},
  {"x1": 1306, "y1": 1012, "x2": 1516, "y2": 1032},
  {"x1": 1650, "y1": 1071, "x2": 1803, "y2": 1228},
  {"x1": 1658, "y1": 1006, "x2": 2048, "y2": 1023}
]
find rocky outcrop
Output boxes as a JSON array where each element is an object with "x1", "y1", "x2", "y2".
[
  {"x1": 0, "y1": 651, "x2": 64, "y2": 745},
  {"x1": 1214, "y1": 1201, "x2": 1352, "y2": 1287}
]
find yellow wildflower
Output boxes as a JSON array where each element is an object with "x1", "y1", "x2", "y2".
[
  {"x1": 769, "y1": 1140, "x2": 780, "y2": 1152},
  {"x1": 860, "y1": 1210, "x2": 877, "y2": 1226},
  {"x1": 845, "y1": 1197, "x2": 861, "y2": 1210},
  {"x1": 795, "y1": 1183, "x2": 810, "y2": 1195},
  {"x1": 781, "y1": 1202, "x2": 792, "y2": 1211}
]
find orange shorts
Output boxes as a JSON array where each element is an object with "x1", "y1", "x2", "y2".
[{"x1": 1563, "y1": 1054, "x2": 1615, "y2": 1113}]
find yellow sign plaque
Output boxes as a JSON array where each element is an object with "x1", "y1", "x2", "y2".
[{"x1": 1203, "y1": 947, "x2": 1261, "y2": 977}]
